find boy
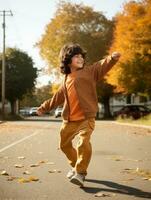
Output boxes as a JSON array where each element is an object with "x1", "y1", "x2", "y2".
[{"x1": 37, "y1": 43, "x2": 121, "y2": 187}]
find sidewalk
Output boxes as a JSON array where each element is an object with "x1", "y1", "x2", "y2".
[
  {"x1": 111, "y1": 121, "x2": 151, "y2": 129},
  {"x1": 1, "y1": 119, "x2": 151, "y2": 129}
]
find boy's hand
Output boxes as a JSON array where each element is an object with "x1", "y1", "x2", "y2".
[
  {"x1": 37, "y1": 107, "x2": 44, "y2": 116},
  {"x1": 111, "y1": 52, "x2": 121, "y2": 61}
]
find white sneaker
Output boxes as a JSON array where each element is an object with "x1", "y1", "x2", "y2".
[
  {"x1": 66, "y1": 169, "x2": 75, "y2": 179},
  {"x1": 70, "y1": 173, "x2": 85, "y2": 187}
]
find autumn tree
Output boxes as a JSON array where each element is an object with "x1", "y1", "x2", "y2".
[
  {"x1": 37, "y1": 1, "x2": 116, "y2": 118},
  {"x1": 37, "y1": 1, "x2": 114, "y2": 66},
  {"x1": 108, "y1": 0, "x2": 151, "y2": 96},
  {"x1": 97, "y1": 79, "x2": 116, "y2": 118},
  {"x1": 0, "y1": 48, "x2": 37, "y2": 115},
  {"x1": 20, "y1": 84, "x2": 52, "y2": 108}
]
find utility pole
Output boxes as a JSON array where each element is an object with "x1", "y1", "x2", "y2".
[{"x1": 0, "y1": 10, "x2": 13, "y2": 120}]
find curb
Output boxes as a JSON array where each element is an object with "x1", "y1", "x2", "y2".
[{"x1": 111, "y1": 121, "x2": 151, "y2": 129}]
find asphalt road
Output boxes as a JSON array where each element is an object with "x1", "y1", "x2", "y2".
[{"x1": 0, "y1": 117, "x2": 151, "y2": 200}]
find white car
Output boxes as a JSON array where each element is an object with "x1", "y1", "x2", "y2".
[
  {"x1": 55, "y1": 107, "x2": 63, "y2": 118},
  {"x1": 29, "y1": 107, "x2": 39, "y2": 116}
]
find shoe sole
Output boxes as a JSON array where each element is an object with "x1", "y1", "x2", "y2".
[
  {"x1": 66, "y1": 172, "x2": 75, "y2": 179},
  {"x1": 67, "y1": 175, "x2": 74, "y2": 179},
  {"x1": 70, "y1": 177, "x2": 84, "y2": 187}
]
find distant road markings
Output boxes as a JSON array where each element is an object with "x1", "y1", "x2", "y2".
[{"x1": 0, "y1": 130, "x2": 41, "y2": 153}]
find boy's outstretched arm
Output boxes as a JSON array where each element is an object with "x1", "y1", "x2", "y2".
[
  {"x1": 91, "y1": 52, "x2": 121, "y2": 81},
  {"x1": 37, "y1": 86, "x2": 65, "y2": 116}
]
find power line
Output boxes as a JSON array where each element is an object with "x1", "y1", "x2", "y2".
[{"x1": 0, "y1": 10, "x2": 13, "y2": 120}]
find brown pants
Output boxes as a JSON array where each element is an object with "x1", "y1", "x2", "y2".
[{"x1": 59, "y1": 118, "x2": 95, "y2": 175}]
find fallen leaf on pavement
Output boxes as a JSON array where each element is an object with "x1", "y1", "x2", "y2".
[
  {"x1": 18, "y1": 176, "x2": 39, "y2": 183},
  {"x1": 1, "y1": 170, "x2": 9, "y2": 176},
  {"x1": 108, "y1": 156, "x2": 142, "y2": 162},
  {"x1": 123, "y1": 168, "x2": 133, "y2": 171},
  {"x1": 7, "y1": 176, "x2": 17, "y2": 181},
  {"x1": 18, "y1": 178, "x2": 30, "y2": 183},
  {"x1": 29, "y1": 176, "x2": 39, "y2": 181},
  {"x1": 23, "y1": 171, "x2": 31, "y2": 175},
  {"x1": 122, "y1": 168, "x2": 151, "y2": 180},
  {"x1": 30, "y1": 164, "x2": 40, "y2": 167},
  {"x1": 48, "y1": 170, "x2": 55, "y2": 173},
  {"x1": 94, "y1": 193, "x2": 111, "y2": 197},
  {"x1": 14, "y1": 164, "x2": 24, "y2": 168},
  {"x1": 48, "y1": 169, "x2": 61, "y2": 173},
  {"x1": 142, "y1": 177, "x2": 151, "y2": 181},
  {"x1": 18, "y1": 156, "x2": 25, "y2": 160},
  {"x1": 39, "y1": 160, "x2": 45, "y2": 164},
  {"x1": 114, "y1": 158, "x2": 122, "y2": 161},
  {"x1": 107, "y1": 156, "x2": 124, "y2": 161}
]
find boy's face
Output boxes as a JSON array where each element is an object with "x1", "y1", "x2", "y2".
[{"x1": 69, "y1": 54, "x2": 84, "y2": 71}]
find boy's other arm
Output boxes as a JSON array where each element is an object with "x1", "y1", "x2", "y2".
[
  {"x1": 37, "y1": 86, "x2": 65, "y2": 115},
  {"x1": 92, "y1": 52, "x2": 121, "y2": 81}
]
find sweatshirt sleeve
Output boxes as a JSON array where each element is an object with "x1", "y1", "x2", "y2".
[
  {"x1": 38, "y1": 86, "x2": 65, "y2": 113},
  {"x1": 90, "y1": 55, "x2": 118, "y2": 82}
]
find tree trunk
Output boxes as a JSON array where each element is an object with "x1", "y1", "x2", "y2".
[
  {"x1": 10, "y1": 101, "x2": 16, "y2": 115},
  {"x1": 103, "y1": 97, "x2": 112, "y2": 119}
]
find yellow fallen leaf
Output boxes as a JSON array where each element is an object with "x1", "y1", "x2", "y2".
[
  {"x1": 1, "y1": 170, "x2": 9, "y2": 176},
  {"x1": 29, "y1": 176, "x2": 39, "y2": 181},
  {"x1": 142, "y1": 177, "x2": 151, "y2": 181},
  {"x1": 18, "y1": 176, "x2": 39, "y2": 183},
  {"x1": 18, "y1": 178, "x2": 30, "y2": 183},
  {"x1": 122, "y1": 168, "x2": 151, "y2": 180}
]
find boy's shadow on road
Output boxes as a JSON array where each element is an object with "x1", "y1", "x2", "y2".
[{"x1": 83, "y1": 179, "x2": 151, "y2": 199}]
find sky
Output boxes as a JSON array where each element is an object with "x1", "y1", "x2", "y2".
[{"x1": 0, "y1": 0, "x2": 130, "y2": 86}]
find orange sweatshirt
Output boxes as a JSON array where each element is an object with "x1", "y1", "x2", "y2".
[{"x1": 65, "y1": 72, "x2": 85, "y2": 121}]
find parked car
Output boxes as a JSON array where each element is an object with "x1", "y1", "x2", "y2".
[
  {"x1": 114, "y1": 105, "x2": 151, "y2": 119},
  {"x1": 29, "y1": 107, "x2": 39, "y2": 116},
  {"x1": 55, "y1": 107, "x2": 63, "y2": 118},
  {"x1": 19, "y1": 108, "x2": 30, "y2": 116}
]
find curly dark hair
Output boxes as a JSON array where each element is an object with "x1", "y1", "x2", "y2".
[{"x1": 59, "y1": 43, "x2": 86, "y2": 74}]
